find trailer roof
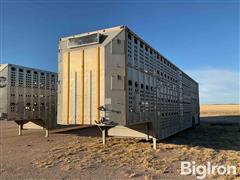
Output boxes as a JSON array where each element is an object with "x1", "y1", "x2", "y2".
[
  {"x1": 60, "y1": 25, "x2": 124, "y2": 41},
  {"x1": 59, "y1": 25, "x2": 198, "y2": 85},
  {"x1": 125, "y1": 26, "x2": 198, "y2": 85},
  {"x1": 0, "y1": 64, "x2": 57, "y2": 74}
]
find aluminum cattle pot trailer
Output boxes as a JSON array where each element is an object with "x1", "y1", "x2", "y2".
[
  {"x1": 57, "y1": 26, "x2": 200, "y2": 149},
  {"x1": 0, "y1": 64, "x2": 57, "y2": 136}
]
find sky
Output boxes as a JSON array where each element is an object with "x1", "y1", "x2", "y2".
[{"x1": 0, "y1": 0, "x2": 239, "y2": 104}]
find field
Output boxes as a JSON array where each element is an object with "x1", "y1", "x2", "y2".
[
  {"x1": 0, "y1": 104, "x2": 239, "y2": 179},
  {"x1": 201, "y1": 104, "x2": 240, "y2": 117}
]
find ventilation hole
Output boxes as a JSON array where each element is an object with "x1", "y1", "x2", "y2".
[
  {"x1": 135, "y1": 82, "x2": 138, "y2": 87},
  {"x1": 128, "y1": 80, "x2": 132, "y2": 86}
]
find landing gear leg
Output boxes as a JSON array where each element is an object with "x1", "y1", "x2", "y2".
[
  {"x1": 45, "y1": 128, "x2": 49, "y2": 137},
  {"x1": 146, "y1": 123, "x2": 150, "y2": 141},
  {"x1": 18, "y1": 123, "x2": 23, "y2": 136},
  {"x1": 102, "y1": 128, "x2": 106, "y2": 145},
  {"x1": 153, "y1": 137, "x2": 157, "y2": 150},
  {"x1": 97, "y1": 125, "x2": 108, "y2": 145}
]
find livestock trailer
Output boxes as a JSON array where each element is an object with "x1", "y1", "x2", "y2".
[
  {"x1": 57, "y1": 26, "x2": 199, "y2": 148},
  {"x1": 0, "y1": 64, "x2": 57, "y2": 135}
]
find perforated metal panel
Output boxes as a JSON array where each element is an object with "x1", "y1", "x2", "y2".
[
  {"x1": 0, "y1": 64, "x2": 57, "y2": 129},
  {"x1": 126, "y1": 30, "x2": 199, "y2": 139}
]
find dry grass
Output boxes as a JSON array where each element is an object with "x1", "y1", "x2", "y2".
[
  {"x1": 31, "y1": 104, "x2": 240, "y2": 179},
  {"x1": 201, "y1": 104, "x2": 240, "y2": 117},
  {"x1": 2, "y1": 105, "x2": 239, "y2": 179},
  {"x1": 33, "y1": 121, "x2": 240, "y2": 179}
]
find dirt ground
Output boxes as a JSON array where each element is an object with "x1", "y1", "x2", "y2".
[{"x1": 0, "y1": 105, "x2": 240, "y2": 180}]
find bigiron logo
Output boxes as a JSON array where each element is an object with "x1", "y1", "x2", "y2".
[
  {"x1": 0, "y1": 76, "x2": 7, "y2": 88},
  {"x1": 181, "y1": 161, "x2": 237, "y2": 179}
]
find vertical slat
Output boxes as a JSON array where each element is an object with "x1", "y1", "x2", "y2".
[
  {"x1": 125, "y1": 32, "x2": 128, "y2": 124},
  {"x1": 96, "y1": 47, "x2": 100, "y2": 123},
  {"x1": 81, "y1": 50, "x2": 85, "y2": 124},
  {"x1": 74, "y1": 72, "x2": 77, "y2": 125},
  {"x1": 89, "y1": 70, "x2": 92, "y2": 124},
  {"x1": 66, "y1": 52, "x2": 70, "y2": 124}
]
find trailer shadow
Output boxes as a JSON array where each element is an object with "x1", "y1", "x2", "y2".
[
  {"x1": 55, "y1": 125, "x2": 101, "y2": 137},
  {"x1": 55, "y1": 116, "x2": 240, "y2": 151},
  {"x1": 161, "y1": 116, "x2": 240, "y2": 151}
]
